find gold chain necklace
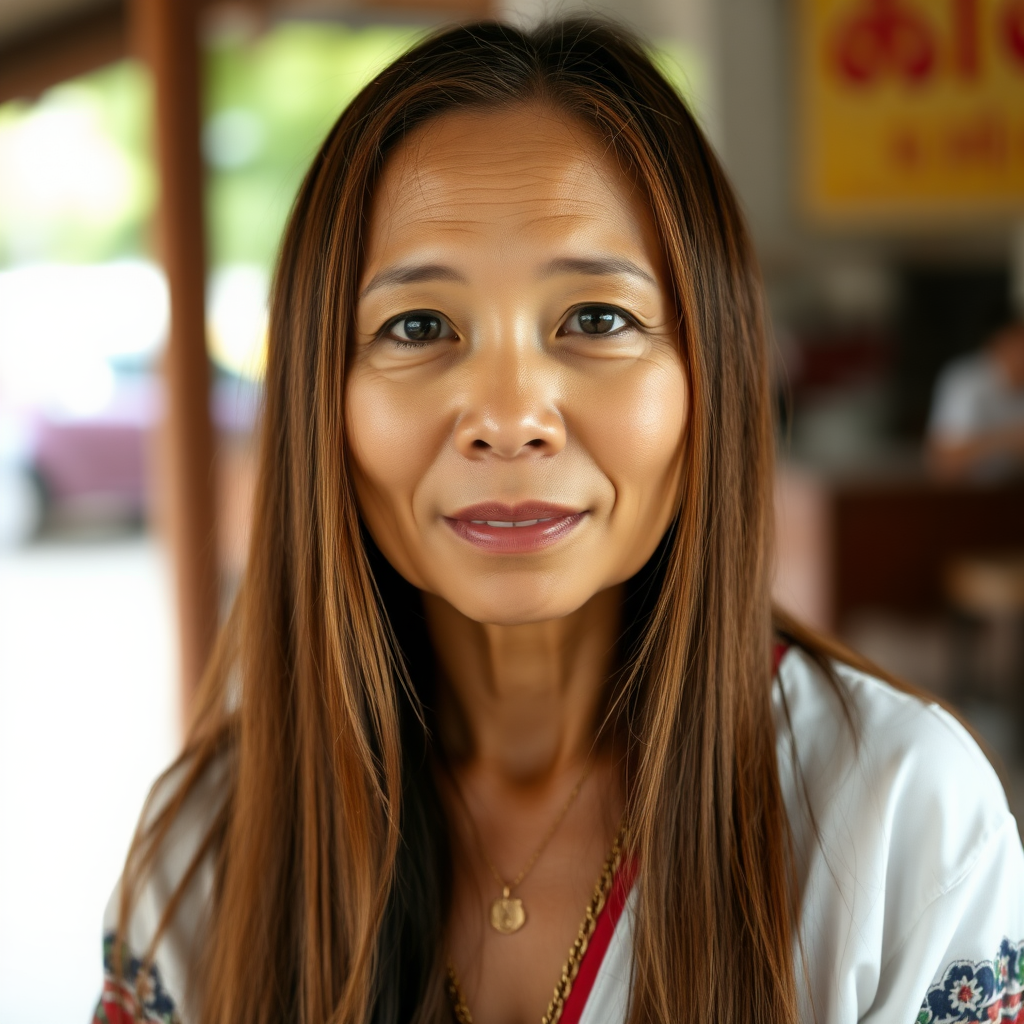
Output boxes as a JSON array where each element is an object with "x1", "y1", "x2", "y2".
[
  {"x1": 447, "y1": 824, "x2": 625, "y2": 1024},
  {"x1": 466, "y1": 769, "x2": 590, "y2": 935}
]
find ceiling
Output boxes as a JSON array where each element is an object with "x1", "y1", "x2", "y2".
[
  {"x1": 0, "y1": 0, "x2": 112, "y2": 46},
  {"x1": 0, "y1": 0, "x2": 487, "y2": 104}
]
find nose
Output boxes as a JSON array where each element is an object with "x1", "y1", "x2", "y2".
[{"x1": 452, "y1": 346, "x2": 567, "y2": 460}]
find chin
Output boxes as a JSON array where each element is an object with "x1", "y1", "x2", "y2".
[{"x1": 446, "y1": 579, "x2": 594, "y2": 627}]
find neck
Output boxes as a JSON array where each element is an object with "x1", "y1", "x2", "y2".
[{"x1": 423, "y1": 585, "x2": 623, "y2": 784}]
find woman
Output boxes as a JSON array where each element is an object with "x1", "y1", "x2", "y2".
[{"x1": 95, "y1": 19, "x2": 1024, "y2": 1024}]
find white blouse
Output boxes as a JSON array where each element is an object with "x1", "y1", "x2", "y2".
[
  {"x1": 95, "y1": 647, "x2": 1024, "y2": 1023},
  {"x1": 777, "y1": 648, "x2": 1024, "y2": 1024}
]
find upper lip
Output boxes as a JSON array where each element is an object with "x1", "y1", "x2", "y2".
[{"x1": 447, "y1": 501, "x2": 584, "y2": 523}]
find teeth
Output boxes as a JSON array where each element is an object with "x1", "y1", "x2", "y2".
[{"x1": 469, "y1": 517, "x2": 555, "y2": 528}]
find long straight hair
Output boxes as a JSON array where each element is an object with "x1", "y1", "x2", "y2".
[{"x1": 122, "y1": 19, "x2": 805, "y2": 1024}]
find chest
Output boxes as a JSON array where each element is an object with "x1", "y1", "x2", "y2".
[{"x1": 446, "y1": 831, "x2": 626, "y2": 1024}]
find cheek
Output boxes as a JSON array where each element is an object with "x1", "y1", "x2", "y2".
[
  {"x1": 579, "y1": 360, "x2": 688, "y2": 509},
  {"x1": 345, "y1": 374, "x2": 445, "y2": 523}
]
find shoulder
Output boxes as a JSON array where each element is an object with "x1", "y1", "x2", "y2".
[
  {"x1": 98, "y1": 752, "x2": 228, "y2": 1023},
  {"x1": 928, "y1": 354, "x2": 1000, "y2": 434},
  {"x1": 933, "y1": 353, "x2": 996, "y2": 397},
  {"x1": 933, "y1": 352, "x2": 995, "y2": 415},
  {"x1": 775, "y1": 647, "x2": 1024, "y2": 1023},
  {"x1": 776, "y1": 645, "x2": 1009, "y2": 861}
]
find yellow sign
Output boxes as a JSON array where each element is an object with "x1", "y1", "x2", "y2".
[{"x1": 800, "y1": 0, "x2": 1024, "y2": 221}]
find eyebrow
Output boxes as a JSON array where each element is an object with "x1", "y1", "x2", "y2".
[
  {"x1": 358, "y1": 254, "x2": 657, "y2": 300},
  {"x1": 359, "y1": 263, "x2": 467, "y2": 299},
  {"x1": 540, "y1": 256, "x2": 657, "y2": 286}
]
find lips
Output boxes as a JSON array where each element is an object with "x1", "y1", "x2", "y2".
[{"x1": 445, "y1": 501, "x2": 587, "y2": 553}]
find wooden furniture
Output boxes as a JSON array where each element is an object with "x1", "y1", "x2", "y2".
[
  {"x1": 774, "y1": 462, "x2": 1024, "y2": 631},
  {"x1": 831, "y1": 479, "x2": 1024, "y2": 625},
  {"x1": 944, "y1": 551, "x2": 1024, "y2": 709},
  {"x1": 945, "y1": 553, "x2": 1024, "y2": 618}
]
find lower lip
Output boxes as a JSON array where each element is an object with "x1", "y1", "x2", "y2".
[{"x1": 445, "y1": 513, "x2": 586, "y2": 553}]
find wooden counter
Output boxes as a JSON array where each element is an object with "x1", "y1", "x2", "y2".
[{"x1": 774, "y1": 460, "x2": 1024, "y2": 631}]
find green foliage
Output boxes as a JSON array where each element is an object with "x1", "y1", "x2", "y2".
[
  {"x1": 0, "y1": 61, "x2": 154, "y2": 266},
  {"x1": 0, "y1": 22, "x2": 422, "y2": 271},
  {"x1": 0, "y1": 23, "x2": 703, "y2": 273},
  {"x1": 203, "y1": 22, "x2": 423, "y2": 268}
]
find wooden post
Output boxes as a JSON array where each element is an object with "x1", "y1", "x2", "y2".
[{"x1": 132, "y1": 0, "x2": 219, "y2": 715}]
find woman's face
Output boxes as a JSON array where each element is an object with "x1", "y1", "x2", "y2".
[{"x1": 347, "y1": 104, "x2": 688, "y2": 626}]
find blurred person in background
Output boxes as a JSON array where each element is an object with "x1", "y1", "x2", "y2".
[
  {"x1": 95, "y1": 19, "x2": 1024, "y2": 1024},
  {"x1": 927, "y1": 320, "x2": 1024, "y2": 480}
]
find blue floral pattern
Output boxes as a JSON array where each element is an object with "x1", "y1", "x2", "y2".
[
  {"x1": 92, "y1": 932, "x2": 180, "y2": 1024},
  {"x1": 917, "y1": 938, "x2": 1024, "y2": 1023}
]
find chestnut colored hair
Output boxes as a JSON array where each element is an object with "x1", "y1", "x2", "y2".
[{"x1": 119, "y1": 18, "x2": 855, "y2": 1024}]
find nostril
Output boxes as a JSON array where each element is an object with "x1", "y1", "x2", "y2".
[
  {"x1": 526, "y1": 438, "x2": 545, "y2": 448},
  {"x1": 471, "y1": 439, "x2": 490, "y2": 450}
]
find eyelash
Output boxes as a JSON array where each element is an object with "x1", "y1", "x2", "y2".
[
  {"x1": 558, "y1": 306, "x2": 638, "y2": 337},
  {"x1": 378, "y1": 310, "x2": 453, "y2": 349},
  {"x1": 378, "y1": 304, "x2": 640, "y2": 347}
]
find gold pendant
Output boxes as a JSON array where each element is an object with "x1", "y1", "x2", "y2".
[{"x1": 489, "y1": 886, "x2": 526, "y2": 934}]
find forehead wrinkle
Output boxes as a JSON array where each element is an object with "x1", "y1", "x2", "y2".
[
  {"x1": 367, "y1": 105, "x2": 661, "y2": 278},
  {"x1": 516, "y1": 203, "x2": 633, "y2": 230},
  {"x1": 392, "y1": 183, "x2": 628, "y2": 232},
  {"x1": 387, "y1": 172, "x2": 603, "y2": 214},
  {"x1": 379, "y1": 143, "x2": 620, "y2": 224}
]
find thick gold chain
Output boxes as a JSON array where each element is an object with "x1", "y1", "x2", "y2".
[
  {"x1": 446, "y1": 963, "x2": 474, "y2": 1024},
  {"x1": 447, "y1": 825, "x2": 625, "y2": 1024}
]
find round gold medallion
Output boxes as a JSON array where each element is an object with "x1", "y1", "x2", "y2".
[{"x1": 489, "y1": 888, "x2": 526, "y2": 934}]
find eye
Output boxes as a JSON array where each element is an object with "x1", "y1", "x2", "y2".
[
  {"x1": 383, "y1": 311, "x2": 456, "y2": 345},
  {"x1": 561, "y1": 305, "x2": 634, "y2": 337}
]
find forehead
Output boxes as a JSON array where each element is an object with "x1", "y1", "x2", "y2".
[{"x1": 363, "y1": 104, "x2": 657, "y2": 266}]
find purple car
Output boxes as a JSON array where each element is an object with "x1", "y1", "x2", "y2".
[{"x1": 9, "y1": 370, "x2": 260, "y2": 536}]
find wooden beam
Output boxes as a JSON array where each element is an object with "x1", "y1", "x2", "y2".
[
  {"x1": 0, "y1": 1, "x2": 127, "y2": 105},
  {"x1": 0, "y1": 0, "x2": 494, "y2": 109},
  {"x1": 349, "y1": 0, "x2": 491, "y2": 17},
  {"x1": 275, "y1": 0, "x2": 492, "y2": 18},
  {"x1": 131, "y1": 0, "x2": 220, "y2": 714}
]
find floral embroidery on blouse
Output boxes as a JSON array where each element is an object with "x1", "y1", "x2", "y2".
[
  {"x1": 92, "y1": 932, "x2": 181, "y2": 1024},
  {"x1": 917, "y1": 938, "x2": 1024, "y2": 1023}
]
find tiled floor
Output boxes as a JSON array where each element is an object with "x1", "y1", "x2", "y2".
[{"x1": 0, "y1": 536, "x2": 179, "y2": 1024}]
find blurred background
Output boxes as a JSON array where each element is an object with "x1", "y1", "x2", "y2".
[{"x1": 0, "y1": 0, "x2": 1022, "y2": 1019}]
